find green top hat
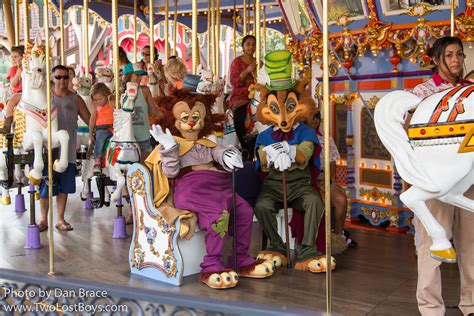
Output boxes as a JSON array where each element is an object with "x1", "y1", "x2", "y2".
[{"x1": 265, "y1": 50, "x2": 296, "y2": 91}]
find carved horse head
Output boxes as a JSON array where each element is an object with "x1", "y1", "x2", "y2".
[{"x1": 23, "y1": 35, "x2": 47, "y2": 91}]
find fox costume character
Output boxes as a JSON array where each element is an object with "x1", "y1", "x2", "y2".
[
  {"x1": 254, "y1": 50, "x2": 335, "y2": 273},
  {"x1": 145, "y1": 89, "x2": 273, "y2": 289}
]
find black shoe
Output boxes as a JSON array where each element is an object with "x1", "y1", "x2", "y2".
[{"x1": 342, "y1": 229, "x2": 358, "y2": 248}]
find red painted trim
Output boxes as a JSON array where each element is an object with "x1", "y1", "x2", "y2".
[
  {"x1": 404, "y1": 78, "x2": 424, "y2": 89},
  {"x1": 358, "y1": 80, "x2": 392, "y2": 91}
]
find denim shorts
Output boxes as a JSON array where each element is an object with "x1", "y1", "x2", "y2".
[{"x1": 39, "y1": 163, "x2": 76, "y2": 198}]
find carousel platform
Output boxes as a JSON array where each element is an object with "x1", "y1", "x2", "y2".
[{"x1": 0, "y1": 178, "x2": 463, "y2": 315}]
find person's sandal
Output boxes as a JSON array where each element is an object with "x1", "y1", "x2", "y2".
[{"x1": 55, "y1": 222, "x2": 73, "y2": 231}]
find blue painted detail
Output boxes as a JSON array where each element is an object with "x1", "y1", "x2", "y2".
[
  {"x1": 127, "y1": 163, "x2": 184, "y2": 286},
  {"x1": 351, "y1": 201, "x2": 413, "y2": 232}
]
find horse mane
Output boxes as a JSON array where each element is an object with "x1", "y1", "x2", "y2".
[{"x1": 156, "y1": 89, "x2": 224, "y2": 139}]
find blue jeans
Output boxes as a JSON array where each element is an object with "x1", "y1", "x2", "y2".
[{"x1": 94, "y1": 128, "x2": 113, "y2": 157}]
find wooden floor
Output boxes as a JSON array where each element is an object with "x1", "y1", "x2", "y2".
[{"x1": 0, "y1": 179, "x2": 464, "y2": 316}]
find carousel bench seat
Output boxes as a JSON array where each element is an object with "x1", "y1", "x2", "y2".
[{"x1": 126, "y1": 163, "x2": 206, "y2": 286}]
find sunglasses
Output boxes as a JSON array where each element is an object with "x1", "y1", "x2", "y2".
[
  {"x1": 142, "y1": 52, "x2": 151, "y2": 56},
  {"x1": 54, "y1": 75, "x2": 70, "y2": 80}
]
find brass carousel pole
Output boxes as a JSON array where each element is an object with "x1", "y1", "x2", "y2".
[
  {"x1": 255, "y1": 0, "x2": 260, "y2": 74},
  {"x1": 165, "y1": 0, "x2": 169, "y2": 60},
  {"x1": 451, "y1": 0, "x2": 455, "y2": 37},
  {"x1": 113, "y1": 0, "x2": 120, "y2": 108},
  {"x1": 23, "y1": 0, "x2": 29, "y2": 44},
  {"x1": 232, "y1": 0, "x2": 236, "y2": 58},
  {"x1": 44, "y1": 0, "x2": 55, "y2": 276},
  {"x1": 2, "y1": 0, "x2": 15, "y2": 48},
  {"x1": 83, "y1": 0, "x2": 89, "y2": 77},
  {"x1": 133, "y1": 0, "x2": 137, "y2": 63},
  {"x1": 243, "y1": 0, "x2": 247, "y2": 35},
  {"x1": 207, "y1": 0, "x2": 211, "y2": 69},
  {"x1": 149, "y1": 0, "x2": 155, "y2": 63},
  {"x1": 59, "y1": 0, "x2": 65, "y2": 64},
  {"x1": 263, "y1": 6, "x2": 266, "y2": 56},
  {"x1": 14, "y1": 0, "x2": 20, "y2": 46},
  {"x1": 322, "y1": 0, "x2": 332, "y2": 312},
  {"x1": 192, "y1": 0, "x2": 198, "y2": 74},
  {"x1": 173, "y1": 0, "x2": 178, "y2": 56},
  {"x1": 210, "y1": 0, "x2": 216, "y2": 73},
  {"x1": 216, "y1": 0, "x2": 221, "y2": 79}
]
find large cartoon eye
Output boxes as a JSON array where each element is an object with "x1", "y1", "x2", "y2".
[
  {"x1": 191, "y1": 111, "x2": 201, "y2": 121},
  {"x1": 286, "y1": 98, "x2": 296, "y2": 113},
  {"x1": 180, "y1": 113, "x2": 189, "y2": 123},
  {"x1": 269, "y1": 102, "x2": 279, "y2": 115}
]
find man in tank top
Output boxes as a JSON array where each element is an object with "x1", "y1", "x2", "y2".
[{"x1": 37, "y1": 65, "x2": 91, "y2": 232}]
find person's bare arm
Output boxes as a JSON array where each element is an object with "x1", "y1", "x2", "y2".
[
  {"x1": 77, "y1": 96, "x2": 91, "y2": 127},
  {"x1": 89, "y1": 105, "x2": 97, "y2": 142}
]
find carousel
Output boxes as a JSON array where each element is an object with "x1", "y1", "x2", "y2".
[{"x1": 0, "y1": 0, "x2": 472, "y2": 315}]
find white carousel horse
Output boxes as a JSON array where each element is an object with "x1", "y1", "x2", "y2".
[
  {"x1": 81, "y1": 82, "x2": 141, "y2": 203},
  {"x1": 374, "y1": 86, "x2": 474, "y2": 263},
  {"x1": 146, "y1": 63, "x2": 165, "y2": 98},
  {"x1": 72, "y1": 74, "x2": 93, "y2": 149},
  {"x1": 0, "y1": 36, "x2": 69, "y2": 185},
  {"x1": 95, "y1": 66, "x2": 115, "y2": 93}
]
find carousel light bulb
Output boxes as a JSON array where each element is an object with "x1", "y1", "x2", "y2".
[
  {"x1": 385, "y1": 165, "x2": 391, "y2": 170},
  {"x1": 359, "y1": 162, "x2": 365, "y2": 168},
  {"x1": 469, "y1": 42, "x2": 473, "y2": 49},
  {"x1": 372, "y1": 164, "x2": 377, "y2": 169},
  {"x1": 269, "y1": 5, "x2": 273, "y2": 9}
]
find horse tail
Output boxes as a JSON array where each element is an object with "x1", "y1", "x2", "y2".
[{"x1": 374, "y1": 90, "x2": 440, "y2": 193}]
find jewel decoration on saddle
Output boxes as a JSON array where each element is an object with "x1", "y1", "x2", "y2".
[
  {"x1": 252, "y1": 50, "x2": 334, "y2": 272},
  {"x1": 375, "y1": 86, "x2": 474, "y2": 264}
]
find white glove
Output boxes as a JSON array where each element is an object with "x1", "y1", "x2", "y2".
[
  {"x1": 273, "y1": 153, "x2": 292, "y2": 172},
  {"x1": 262, "y1": 142, "x2": 291, "y2": 164},
  {"x1": 150, "y1": 124, "x2": 176, "y2": 150},
  {"x1": 223, "y1": 148, "x2": 244, "y2": 170}
]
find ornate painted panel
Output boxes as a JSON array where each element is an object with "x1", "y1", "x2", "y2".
[
  {"x1": 360, "y1": 109, "x2": 391, "y2": 160},
  {"x1": 333, "y1": 101, "x2": 348, "y2": 158}
]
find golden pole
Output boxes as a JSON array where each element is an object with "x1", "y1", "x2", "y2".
[
  {"x1": 255, "y1": 0, "x2": 260, "y2": 80},
  {"x1": 207, "y1": 0, "x2": 211, "y2": 69},
  {"x1": 23, "y1": 0, "x2": 29, "y2": 44},
  {"x1": 3, "y1": 0, "x2": 15, "y2": 49},
  {"x1": 232, "y1": 0, "x2": 236, "y2": 59},
  {"x1": 14, "y1": 0, "x2": 20, "y2": 46},
  {"x1": 149, "y1": 0, "x2": 155, "y2": 63},
  {"x1": 451, "y1": 0, "x2": 455, "y2": 37},
  {"x1": 133, "y1": 0, "x2": 137, "y2": 63},
  {"x1": 322, "y1": 0, "x2": 332, "y2": 312},
  {"x1": 113, "y1": 0, "x2": 120, "y2": 108},
  {"x1": 192, "y1": 0, "x2": 198, "y2": 74},
  {"x1": 210, "y1": 0, "x2": 216, "y2": 73},
  {"x1": 263, "y1": 6, "x2": 266, "y2": 57},
  {"x1": 44, "y1": 0, "x2": 55, "y2": 276},
  {"x1": 165, "y1": 0, "x2": 169, "y2": 60},
  {"x1": 173, "y1": 0, "x2": 178, "y2": 56},
  {"x1": 83, "y1": 0, "x2": 89, "y2": 77},
  {"x1": 216, "y1": 0, "x2": 221, "y2": 79},
  {"x1": 59, "y1": 0, "x2": 65, "y2": 64},
  {"x1": 243, "y1": 0, "x2": 247, "y2": 35}
]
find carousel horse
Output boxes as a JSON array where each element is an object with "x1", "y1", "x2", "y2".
[
  {"x1": 374, "y1": 86, "x2": 474, "y2": 263},
  {"x1": 0, "y1": 36, "x2": 69, "y2": 186},
  {"x1": 95, "y1": 66, "x2": 115, "y2": 93},
  {"x1": 72, "y1": 74, "x2": 93, "y2": 150},
  {"x1": 81, "y1": 82, "x2": 140, "y2": 206},
  {"x1": 146, "y1": 63, "x2": 166, "y2": 98}
]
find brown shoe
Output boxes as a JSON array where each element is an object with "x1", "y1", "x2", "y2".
[{"x1": 0, "y1": 116, "x2": 13, "y2": 134}]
